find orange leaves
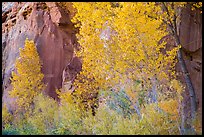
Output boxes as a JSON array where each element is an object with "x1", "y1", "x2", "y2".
[{"x1": 158, "y1": 99, "x2": 179, "y2": 120}]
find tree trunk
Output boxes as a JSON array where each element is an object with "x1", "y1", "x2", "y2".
[
  {"x1": 160, "y1": 3, "x2": 197, "y2": 134},
  {"x1": 172, "y1": 4, "x2": 197, "y2": 135},
  {"x1": 174, "y1": 34, "x2": 197, "y2": 121}
]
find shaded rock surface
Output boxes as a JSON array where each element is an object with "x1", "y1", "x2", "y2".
[
  {"x1": 177, "y1": 5, "x2": 202, "y2": 122},
  {"x1": 2, "y1": 2, "x2": 81, "y2": 111}
]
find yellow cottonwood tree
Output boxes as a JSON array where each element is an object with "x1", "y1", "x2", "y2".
[
  {"x1": 68, "y1": 2, "x2": 182, "y2": 114},
  {"x1": 9, "y1": 38, "x2": 45, "y2": 111}
]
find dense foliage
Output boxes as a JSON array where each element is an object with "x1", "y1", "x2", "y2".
[
  {"x1": 9, "y1": 39, "x2": 45, "y2": 112},
  {"x1": 57, "y1": 2, "x2": 184, "y2": 128},
  {"x1": 2, "y1": 2, "x2": 202, "y2": 135}
]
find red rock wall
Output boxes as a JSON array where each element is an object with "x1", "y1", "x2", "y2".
[
  {"x1": 2, "y1": 2, "x2": 81, "y2": 110},
  {"x1": 177, "y1": 5, "x2": 202, "y2": 119}
]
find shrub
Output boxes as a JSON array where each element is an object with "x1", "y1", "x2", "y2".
[
  {"x1": 2, "y1": 93, "x2": 184, "y2": 135},
  {"x1": 100, "y1": 89, "x2": 135, "y2": 118},
  {"x1": 27, "y1": 93, "x2": 59, "y2": 135},
  {"x1": 2, "y1": 104, "x2": 13, "y2": 128},
  {"x1": 56, "y1": 100, "x2": 84, "y2": 135},
  {"x1": 2, "y1": 124, "x2": 19, "y2": 135}
]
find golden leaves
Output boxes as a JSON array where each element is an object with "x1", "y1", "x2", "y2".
[
  {"x1": 158, "y1": 99, "x2": 179, "y2": 120},
  {"x1": 70, "y1": 2, "x2": 185, "y2": 118},
  {"x1": 170, "y1": 79, "x2": 183, "y2": 94},
  {"x1": 9, "y1": 38, "x2": 45, "y2": 111}
]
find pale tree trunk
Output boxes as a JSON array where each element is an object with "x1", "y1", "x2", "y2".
[
  {"x1": 174, "y1": 33, "x2": 197, "y2": 120},
  {"x1": 150, "y1": 77, "x2": 164, "y2": 113},
  {"x1": 174, "y1": 19, "x2": 197, "y2": 136},
  {"x1": 160, "y1": 2, "x2": 197, "y2": 134},
  {"x1": 122, "y1": 89, "x2": 142, "y2": 119}
]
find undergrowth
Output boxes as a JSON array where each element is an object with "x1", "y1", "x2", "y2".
[{"x1": 2, "y1": 91, "x2": 202, "y2": 135}]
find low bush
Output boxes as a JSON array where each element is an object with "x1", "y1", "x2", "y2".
[{"x1": 3, "y1": 89, "x2": 201, "y2": 135}]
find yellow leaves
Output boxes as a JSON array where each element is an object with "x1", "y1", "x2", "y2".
[
  {"x1": 70, "y1": 3, "x2": 184, "y2": 120},
  {"x1": 2, "y1": 104, "x2": 14, "y2": 126},
  {"x1": 27, "y1": 93, "x2": 59, "y2": 134},
  {"x1": 158, "y1": 99, "x2": 179, "y2": 120},
  {"x1": 57, "y1": 88, "x2": 74, "y2": 104},
  {"x1": 170, "y1": 79, "x2": 183, "y2": 94},
  {"x1": 9, "y1": 38, "x2": 45, "y2": 111},
  {"x1": 158, "y1": 71, "x2": 169, "y2": 81},
  {"x1": 191, "y1": 2, "x2": 202, "y2": 13},
  {"x1": 139, "y1": 102, "x2": 180, "y2": 135},
  {"x1": 4, "y1": 87, "x2": 183, "y2": 135},
  {"x1": 192, "y1": 112, "x2": 202, "y2": 135}
]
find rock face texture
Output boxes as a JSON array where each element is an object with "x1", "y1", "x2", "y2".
[
  {"x1": 2, "y1": 2, "x2": 81, "y2": 110},
  {"x1": 178, "y1": 5, "x2": 202, "y2": 120},
  {"x1": 161, "y1": 4, "x2": 202, "y2": 123},
  {"x1": 2, "y1": 2, "x2": 202, "y2": 117}
]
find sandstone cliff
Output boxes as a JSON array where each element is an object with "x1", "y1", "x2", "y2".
[
  {"x1": 178, "y1": 4, "x2": 202, "y2": 121},
  {"x1": 2, "y1": 2, "x2": 81, "y2": 111}
]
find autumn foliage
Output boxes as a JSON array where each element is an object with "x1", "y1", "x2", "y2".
[
  {"x1": 68, "y1": 2, "x2": 182, "y2": 118},
  {"x1": 9, "y1": 38, "x2": 45, "y2": 111},
  {"x1": 2, "y1": 2, "x2": 202, "y2": 135}
]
